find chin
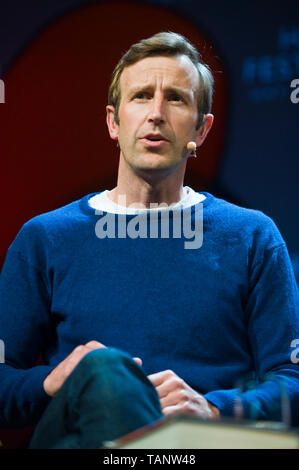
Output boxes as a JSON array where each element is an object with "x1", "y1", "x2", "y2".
[
  {"x1": 133, "y1": 160, "x2": 181, "y2": 181},
  {"x1": 137, "y1": 151, "x2": 179, "y2": 167},
  {"x1": 134, "y1": 158, "x2": 173, "y2": 173}
]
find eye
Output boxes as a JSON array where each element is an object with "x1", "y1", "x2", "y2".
[
  {"x1": 167, "y1": 93, "x2": 183, "y2": 103},
  {"x1": 134, "y1": 92, "x2": 151, "y2": 100}
]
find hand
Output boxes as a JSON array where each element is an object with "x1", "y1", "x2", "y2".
[
  {"x1": 43, "y1": 340, "x2": 143, "y2": 397},
  {"x1": 148, "y1": 370, "x2": 220, "y2": 420}
]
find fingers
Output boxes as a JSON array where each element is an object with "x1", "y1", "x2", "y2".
[
  {"x1": 147, "y1": 369, "x2": 219, "y2": 419},
  {"x1": 160, "y1": 387, "x2": 189, "y2": 409},
  {"x1": 44, "y1": 341, "x2": 143, "y2": 397},
  {"x1": 133, "y1": 357, "x2": 143, "y2": 366},
  {"x1": 158, "y1": 375, "x2": 185, "y2": 399},
  {"x1": 62, "y1": 341, "x2": 106, "y2": 374},
  {"x1": 84, "y1": 342, "x2": 142, "y2": 366},
  {"x1": 148, "y1": 370, "x2": 171, "y2": 387},
  {"x1": 148, "y1": 370, "x2": 183, "y2": 397},
  {"x1": 161, "y1": 404, "x2": 182, "y2": 417},
  {"x1": 148, "y1": 370, "x2": 185, "y2": 414},
  {"x1": 43, "y1": 340, "x2": 107, "y2": 397},
  {"x1": 62, "y1": 342, "x2": 106, "y2": 375},
  {"x1": 84, "y1": 340, "x2": 106, "y2": 350},
  {"x1": 162, "y1": 403, "x2": 208, "y2": 419}
]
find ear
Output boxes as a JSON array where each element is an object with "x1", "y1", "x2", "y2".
[
  {"x1": 106, "y1": 105, "x2": 119, "y2": 141},
  {"x1": 195, "y1": 113, "x2": 214, "y2": 148}
]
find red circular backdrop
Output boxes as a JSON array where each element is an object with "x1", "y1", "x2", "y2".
[{"x1": 0, "y1": 2, "x2": 228, "y2": 265}]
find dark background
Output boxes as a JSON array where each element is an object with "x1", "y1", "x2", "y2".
[{"x1": 0, "y1": 0, "x2": 298, "y2": 280}]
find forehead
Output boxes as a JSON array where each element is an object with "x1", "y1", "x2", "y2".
[{"x1": 120, "y1": 55, "x2": 199, "y2": 94}]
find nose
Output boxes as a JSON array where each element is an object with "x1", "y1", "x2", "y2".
[{"x1": 148, "y1": 94, "x2": 165, "y2": 125}]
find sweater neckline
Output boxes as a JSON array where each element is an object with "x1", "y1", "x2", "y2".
[{"x1": 79, "y1": 191, "x2": 214, "y2": 217}]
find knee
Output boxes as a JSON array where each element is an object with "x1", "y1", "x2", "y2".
[
  {"x1": 81, "y1": 347, "x2": 130, "y2": 365},
  {"x1": 76, "y1": 347, "x2": 137, "y2": 376},
  {"x1": 65, "y1": 346, "x2": 148, "y2": 399}
]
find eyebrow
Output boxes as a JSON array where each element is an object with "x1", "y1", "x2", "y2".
[{"x1": 127, "y1": 85, "x2": 193, "y2": 101}]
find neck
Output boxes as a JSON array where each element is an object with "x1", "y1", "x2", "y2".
[{"x1": 109, "y1": 155, "x2": 187, "y2": 208}]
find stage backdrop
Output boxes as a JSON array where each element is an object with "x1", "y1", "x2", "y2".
[
  {"x1": 0, "y1": 0, "x2": 298, "y2": 281},
  {"x1": 0, "y1": 1, "x2": 227, "y2": 267}
]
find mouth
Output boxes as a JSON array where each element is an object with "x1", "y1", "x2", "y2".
[{"x1": 140, "y1": 134, "x2": 169, "y2": 147}]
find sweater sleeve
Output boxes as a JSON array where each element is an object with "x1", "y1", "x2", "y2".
[
  {"x1": 204, "y1": 234, "x2": 299, "y2": 426},
  {"x1": 0, "y1": 225, "x2": 53, "y2": 428}
]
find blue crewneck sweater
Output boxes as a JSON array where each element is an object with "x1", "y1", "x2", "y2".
[{"x1": 0, "y1": 192, "x2": 299, "y2": 428}]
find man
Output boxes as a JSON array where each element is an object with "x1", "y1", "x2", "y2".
[{"x1": 0, "y1": 32, "x2": 298, "y2": 449}]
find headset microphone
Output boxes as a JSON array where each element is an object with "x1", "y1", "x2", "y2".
[{"x1": 187, "y1": 141, "x2": 197, "y2": 158}]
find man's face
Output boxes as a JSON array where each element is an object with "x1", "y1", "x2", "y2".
[{"x1": 107, "y1": 55, "x2": 207, "y2": 177}]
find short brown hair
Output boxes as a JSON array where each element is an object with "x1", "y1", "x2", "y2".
[{"x1": 108, "y1": 31, "x2": 214, "y2": 129}]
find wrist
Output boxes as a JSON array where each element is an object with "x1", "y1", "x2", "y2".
[{"x1": 208, "y1": 401, "x2": 220, "y2": 419}]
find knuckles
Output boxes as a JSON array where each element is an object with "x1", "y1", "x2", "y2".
[
  {"x1": 164, "y1": 370, "x2": 183, "y2": 385},
  {"x1": 164, "y1": 369, "x2": 175, "y2": 378},
  {"x1": 177, "y1": 389, "x2": 190, "y2": 402},
  {"x1": 169, "y1": 375, "x2": 185, "y2": 390},
  {"x1": 85, "y1": 340, "x2": 105, "y2": 348},
  {"x1": 74, "y1": 344, "x2": 85, "y2": 354}
]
